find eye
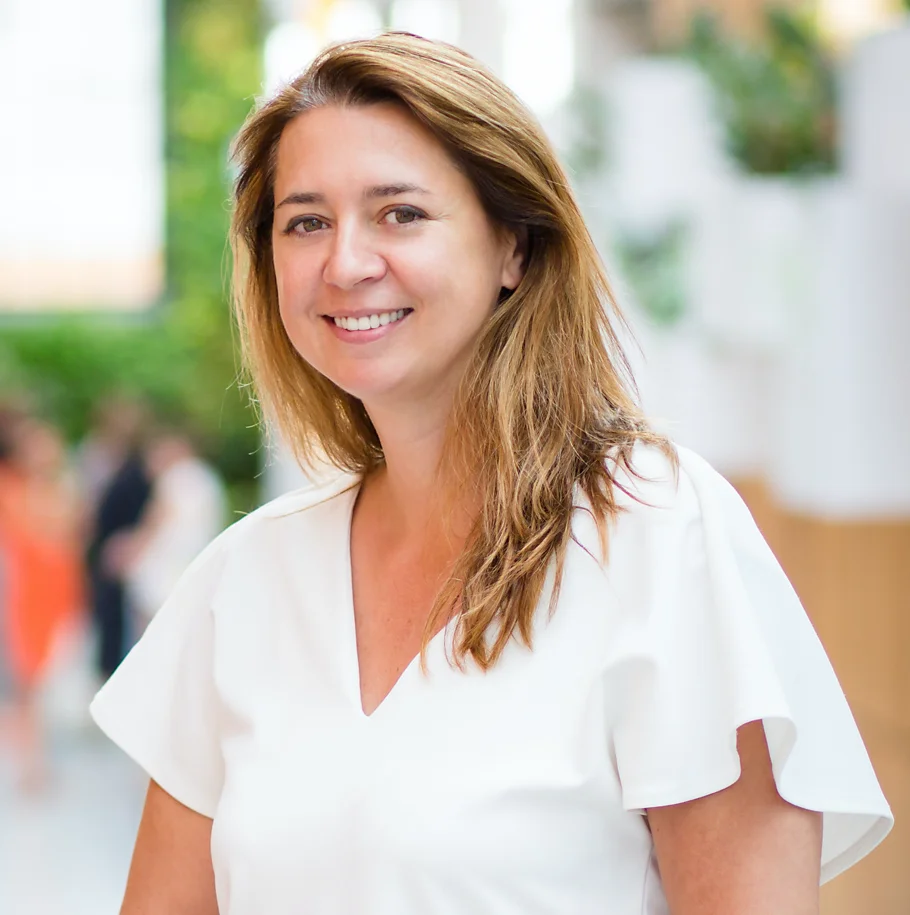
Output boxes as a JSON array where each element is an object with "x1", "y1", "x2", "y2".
[
  {"x1": 381, "y1": 206, "x2": 426, "y2": 226},
  {"x1": 285, "y1": 216, "x2": 329, "y2": 236}
]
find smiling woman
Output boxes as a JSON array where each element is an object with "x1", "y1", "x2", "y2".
[
  {"x1": 268, "y1": 102, "x2": 524, "y2": 411},
  {"x1": 89, "y1": 31, "x2": 892, "y2": 915}
]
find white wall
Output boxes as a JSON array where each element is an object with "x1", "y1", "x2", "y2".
[
  {"x1": 0, "y1": 0, "x2": 164, "y2": 310},
  {"x1": 600, "y1": 28, "x2": 910, "y2": 519},
  {"x1": 771, "y1": 25, "x2": 910, "y2": 517}
]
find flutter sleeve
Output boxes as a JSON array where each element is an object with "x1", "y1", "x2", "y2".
[
  {"x1": 89, "y1": 532, "x2": 230, "y2": 818},
  {"x1": 609, "y1": 446, "x2": 893, "y2": 883}
]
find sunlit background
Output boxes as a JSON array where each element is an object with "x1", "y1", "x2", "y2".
[{"x1": 0, "y1": 0, "x2": 908, "y2": 912}]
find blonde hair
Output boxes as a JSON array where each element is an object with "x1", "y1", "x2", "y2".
[{"x1": 230, "y1": 32, "x2": 673, "y2": 670}]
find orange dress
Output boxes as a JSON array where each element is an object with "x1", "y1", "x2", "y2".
[{"x1": 0, "y1": 467, "x2": 84, "y2": 687}]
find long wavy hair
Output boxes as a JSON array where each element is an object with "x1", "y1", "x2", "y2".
[{"x1": 230, "y1": 32, "x2": 673, "y2": 670}]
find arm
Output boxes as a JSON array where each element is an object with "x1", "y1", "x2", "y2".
[
  {"x1": 647, "y1": 720, "x2": 823, "y2": 915},
  {"x1": 121, "y1": 780, "x2": 219, "y2": 915},
  {"x1": 104, "y1": 490, "x2": 169, "y2": 579}
]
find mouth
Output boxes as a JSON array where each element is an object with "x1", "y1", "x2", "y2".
[{"x1": 322, "y1": 308, "x2": 413, "y2": 333}]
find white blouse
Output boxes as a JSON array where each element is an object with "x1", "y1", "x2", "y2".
[{"x1": 90, "y1": 444, "x2": 893, "y2": 914}]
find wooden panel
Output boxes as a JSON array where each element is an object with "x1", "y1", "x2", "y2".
[
  {"x1": 731, "y1": 477, "x2": 910, "y2": 914},
  {"x1": 820, "y1": 723, "x2": 910, "y2": 915}
]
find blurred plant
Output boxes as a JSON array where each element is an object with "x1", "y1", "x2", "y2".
[
  {"x1": 614, "y1": 220, "x2": 689, "y2": 327},
  {"x1": 163, "y1": 0, "x2": 264, "y2": 504},
  {"x1": 0, "y1": 318, "x2": 190, "y2": 441},
  {"x1": 563, "y1": 83, "x2": 610, "y2": 181},
  {"x1": 687, "y1": 6, "x2": 837, "y2": 175},
  {"x1": 0, "y1": 0, "x2": 263, "y2": 510}
]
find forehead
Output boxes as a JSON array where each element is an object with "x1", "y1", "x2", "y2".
[{"x1": 273, "y1": 103, "x2": 464, "y2": 194}]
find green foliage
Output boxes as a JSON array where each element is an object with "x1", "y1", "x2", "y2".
[
  {"x1": 162, "y1": 0, "x2": 264, "y2": 489},
  {"x1": 687, "y1": 6, "x2": 837, "y2": 175},
  {"x1": 0, "y1": 0, "x2": 264, "y2": 501},
  {"x1": 0, "y1": 317, "x2": 190, "y2": 441},
  {"x1": 563, "y1": 84, "x2": 610, "y2": 181},
  {"x1": 614, "y1": 221, "x2": 689, "y2": 328}
]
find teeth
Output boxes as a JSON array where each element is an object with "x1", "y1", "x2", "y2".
[{"x1": 333, "y1": 310, "x2": 408, "y2": 332}]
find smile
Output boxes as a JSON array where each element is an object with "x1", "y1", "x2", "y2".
[{"x1": 331, "y1": 309, "x2": 410, "y2": 332}]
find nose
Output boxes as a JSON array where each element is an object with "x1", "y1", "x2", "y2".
[{"x1": 322, "y1": 221, "x2": 387, "y2": 290}]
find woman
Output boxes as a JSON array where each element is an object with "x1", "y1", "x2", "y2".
[
  {"x1": 91, "y1": 33, "x2": 892, "y2": 914},
  {"x1": 0, "y1": 416, "x2": 84, "y2": 789}
]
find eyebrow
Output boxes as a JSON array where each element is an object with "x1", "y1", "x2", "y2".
[{"x1": 275, "y1": 183, "x2": 430, "y2": 209}]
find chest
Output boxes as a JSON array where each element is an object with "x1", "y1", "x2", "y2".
[
  {"x1": 349, "y1": 503, "x2": 460, "y2": 718},
  {"x1": 206, "y1": 497, "x2": 656, "y2": 913}
]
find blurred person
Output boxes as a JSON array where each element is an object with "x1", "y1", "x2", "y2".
[
  {"x1": 84, "y1": 399, "x2": 152, "y2": 680},
  {"x1": 0, "y1": 415, "x2": 83, "y2": 790},
  {"x1": 91, "y1": 35, "x2": 891, "y2": 915},
  {"x1": 76, "y1": 396, "x2": 150, "y2": 510},
  {"x1": 108, "y1": 425, "x2": 226, "y2": 631},
  {"x1": 0, "y1": 404, "x2": 22, "y2": 701}
]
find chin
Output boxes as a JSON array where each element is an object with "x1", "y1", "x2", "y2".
[{"x1": 326, "y1": 366, "x2": 411, "y2": 404}]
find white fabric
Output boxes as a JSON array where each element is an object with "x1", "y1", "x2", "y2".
[
  {"x1": 90, "y1": 444, "x2": 893, "y2": 914},
  {"x1": 127, "y1": 457, "x2": 226, "y2": 620}
]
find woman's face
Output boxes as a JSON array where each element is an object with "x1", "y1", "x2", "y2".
[{"x1": 271, "y1": 103, "x2": 524, "y2": 412}]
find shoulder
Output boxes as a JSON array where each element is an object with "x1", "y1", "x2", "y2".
[
  {"x1": 223, "y1": 465, "x2": 358, "y2": 539},
  {"x1": 588, "y1": 441, "x2": 738, "y2": 530},
  {"x1": 178, "y1": 466, "x2": 359, "y2": 581},
  {"x1": 572, "y1": 441, "x2": 753, "y2": 575}
]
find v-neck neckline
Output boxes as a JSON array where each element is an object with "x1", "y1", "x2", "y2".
[{"x1": 339, "y1": 482, "x2": 452, "y2": 722}]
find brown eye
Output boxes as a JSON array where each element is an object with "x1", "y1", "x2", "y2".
[
  {"x1": 382, "y1": 206, "x2": 425, "y2": 226},
  {"x1": 287, "y1": 216, "x2": 328, "y2": 235}
]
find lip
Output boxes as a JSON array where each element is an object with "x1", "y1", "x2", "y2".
[{"x1": 323, "y1": 309, "x2": 412, "y2": 344}]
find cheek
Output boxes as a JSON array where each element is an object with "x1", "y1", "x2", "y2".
[
  {"x1": 272, "y1": 258, "x2": 321, "y2": 355},
  {"x1": 273, "y1": 242, "x2": 320, "y2": 305},
  {"x1": 398, "y1": 235, "x2": 502, "y2": 317},
  {"x1": 458, "y1": 222, "x2": 513, "y2": 298},
  {"x1": 274, "y1": 262, "x2": 325, "y2": 347}
]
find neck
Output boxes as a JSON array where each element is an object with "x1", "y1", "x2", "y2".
[{"x1": 360, "y1": 391, "x2": 475, "y2": 544}]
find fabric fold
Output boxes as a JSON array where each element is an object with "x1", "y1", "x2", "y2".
[{"x1": 609, "y1": 446, "x2": 893, "y2": 883}]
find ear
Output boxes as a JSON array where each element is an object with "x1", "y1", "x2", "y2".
[{"x1": 500, "y1": 225, "x2": 528, "y2": 291}]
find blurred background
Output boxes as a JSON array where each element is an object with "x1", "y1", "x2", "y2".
[{"x1": 0, "y1": 0, "x2": 907, "y2": 911}]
